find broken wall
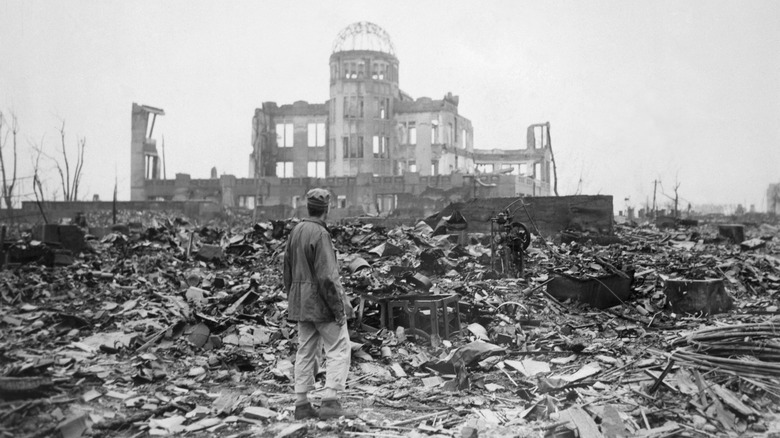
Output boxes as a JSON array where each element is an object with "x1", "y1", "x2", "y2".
[
  {"x1": 431, "y1": 195, "x2": 614, "y2": 236},
  {"x1": 144, "y1": 172, "x2": 523, "y2": 217},
  {"x1": 130, "y1": 103, "x2": 164, "y2": 201},
  {"x1": 17, "y1": 201, "x2": 219, "y2": 224}
]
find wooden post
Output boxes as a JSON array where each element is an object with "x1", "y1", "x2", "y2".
[
  {"x1": 457, "y1": 230, "x2": 467, "y2": 246},
  {"x1": 112, "y1": 180, "x2": 118, "y2": 225},
  {"x1": 186, "y1": 231, "x2": 194, "y2": 259}
]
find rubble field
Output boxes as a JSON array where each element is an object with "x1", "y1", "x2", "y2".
[{"x1": 1, "y1": 211, "x2": 779, "y2": 438}]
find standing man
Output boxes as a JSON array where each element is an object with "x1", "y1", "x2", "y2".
[{"x1": 284, "y1": 188, "x2": 354, "y2": 420}]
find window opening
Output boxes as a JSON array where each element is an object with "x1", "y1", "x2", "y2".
[
  {"x1": 276, "y1": 161, "x2": 293, "y2": 177},
  {"x1": 275, "y1": 123, "x2": 294, "y2": 147},
  {"x1": 308, "y1": 122, "x2": 326, "y2": 147},
  {"x1": 376, "y1": 194, "x2": 396, "y2": 212},
  {"x1": 519, "y1": 163, "x2": 528, "y2": 176},
  {"x1": 476, "y1": 163, "x2": 494, "y2": 173},
  {"x1": 307, "y1": 161, "x2": 325, "y2": 177}
]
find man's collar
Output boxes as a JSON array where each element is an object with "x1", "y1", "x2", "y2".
[{"x1": 302, "y1": 217, "x2": 329, "y2": 232}]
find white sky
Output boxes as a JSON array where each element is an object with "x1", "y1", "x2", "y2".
[{"x1": 1, "y1": 0, "x2": 778, "y2": 212}]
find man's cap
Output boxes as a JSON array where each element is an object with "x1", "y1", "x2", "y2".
[{"x1": 306, "y1": 188, "x2": 331, "y2": 208}]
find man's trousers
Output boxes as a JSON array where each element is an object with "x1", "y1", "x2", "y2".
[{"x1": 294, "y1": 321, "x2": 351, "y2": 393}]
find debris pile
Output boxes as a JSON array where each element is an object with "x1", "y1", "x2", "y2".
[{"x1": 1, "y1": 212, "x2": 779, "y2": 437}]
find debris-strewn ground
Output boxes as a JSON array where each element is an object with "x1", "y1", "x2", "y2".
[{"x1": 1, "y1": 212, "x2": 779, "y2": 438}]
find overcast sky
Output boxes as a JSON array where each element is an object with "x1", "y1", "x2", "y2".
[{"x1": 1, "y1": 0, "x2": 778, "y2": 212}]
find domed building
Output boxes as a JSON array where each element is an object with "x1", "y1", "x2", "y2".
[
  {"x1": 133, "y1": 23, "x2": 552, "y2": 215},
  {"x1": 247, "y1": 22, "x2": 499, "y2": 211}
]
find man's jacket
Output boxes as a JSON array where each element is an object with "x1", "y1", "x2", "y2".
[{"x1": 283, "y1": 218, "x2": 347, "y2": 322}]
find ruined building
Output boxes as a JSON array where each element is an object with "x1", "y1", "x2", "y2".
[
  {"x1": 133, "y1": 22, "x2": 553, "y2": 216},
  {"x1": 250, "y1": 22, "x2": 475, "y2": 181},
  {"x1": 130, "y1": 104, "x2": 165, "y2": 201}
]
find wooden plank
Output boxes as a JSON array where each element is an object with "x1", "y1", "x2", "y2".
[{"x1": 711, "y1": 384, "x2": 756, "y2": 417}]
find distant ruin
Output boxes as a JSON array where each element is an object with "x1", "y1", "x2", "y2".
[{"x1": 130, "y1": 22, "x2": 553, "y2": 214}]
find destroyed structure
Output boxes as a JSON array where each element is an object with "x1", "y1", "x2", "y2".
[
  {"x1": 5, "y1": 19, "x2": 779, "y2": 438},
  {"x1": 132, "y1": 22, "x2": 553, "y2": 215},
  {"x1": 130, "y1": 104, "x2": 165, "y2": 201},
  {"x1": 1, "y1": 209, "x2": 779, "y2": 437}
]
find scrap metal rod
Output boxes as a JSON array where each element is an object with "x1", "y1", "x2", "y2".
[
  {"x1": 389, "y1": 410, "x2": 450, "y2": 427},
  {"x1": 648, "y1": 359, "x2": 675, "y2": 394}
]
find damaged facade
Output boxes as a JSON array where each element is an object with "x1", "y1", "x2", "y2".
[
  {"x1": 132, "y1": 22, "x2": 553, "y2": 214},
  {"x1": 130, "y1": 104, "x2": 165, "y2": 201},
  {"x1": 249, "y1": 22, "x2": 479, "y2": 181}
]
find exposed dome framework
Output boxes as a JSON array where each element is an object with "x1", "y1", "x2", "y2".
[{"x1": 332, "y1": 22, "x2": 396, "y2": 56}]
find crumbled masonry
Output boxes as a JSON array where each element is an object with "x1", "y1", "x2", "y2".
[{"x1": 1, "y1": 211, "x2": 779, "y2": 437}]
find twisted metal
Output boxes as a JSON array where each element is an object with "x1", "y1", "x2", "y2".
[{"x1": 332, "y1": 22, "x2": 396, "y2": 56}]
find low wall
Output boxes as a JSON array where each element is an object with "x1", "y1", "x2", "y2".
[
  {"x1": 423, "y1": 195, "x2": 614, "y2": 236},
  {"x1": 332, "y1": 195, "x2": 613, "y2": 237},
  {"x1": 4, "y1": 201, "x2": 221, "y2": 225},
  {"x1": 2, "y1": 196, "x2": 613, "y2": 238}
]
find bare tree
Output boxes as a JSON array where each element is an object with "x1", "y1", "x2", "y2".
[
  {"x1": 30, "y1": 137, "x2": 48, "y2": 223},
  {"x1": 673, "y1": 181, "x2": 681, "y2": 218},
  {"x1": 55, "y1": 120, "x2": 86, "y2": 201},
  {"x1": 0, "y1": 110, "x2": 19, "y2": 209}
]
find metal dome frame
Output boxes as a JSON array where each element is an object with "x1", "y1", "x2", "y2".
[{"x1": 332, "y1": 22, "x2": 396, "y2": 56}]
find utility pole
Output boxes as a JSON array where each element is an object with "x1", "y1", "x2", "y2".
[
  {"x1": 162, "y1": 135, "x2": 167, "y2": 179},
  {"x1": 113, "y1": 165, "x2": 118, "y2": 224},
  {"x1": 652, "y1": 179, "x2": 658, "y2": 219}
]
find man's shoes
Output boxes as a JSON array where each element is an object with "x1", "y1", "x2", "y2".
[
  {"x1": 294, "y1": 402, "x2": 319, "y2": 420},
  {"x1": 319, "y1": 399, "x2": 357, "y2": 419}
]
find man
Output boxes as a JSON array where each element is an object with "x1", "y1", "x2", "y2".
[{"x1": 283, "y1": 188, "x2": 354, "y2": 420}]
